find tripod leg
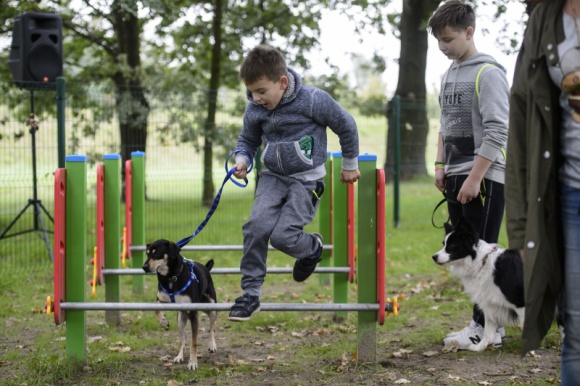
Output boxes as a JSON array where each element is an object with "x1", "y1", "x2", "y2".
[
  {"x1": 0, "y1": 202, "x2": 33, "y2": 239},
  {"x1": 37, "y1": 200, "x2": 54, "y2": 223},
  {"x1": 34, "y1": 202, "x2": 54, "y2": 262}
]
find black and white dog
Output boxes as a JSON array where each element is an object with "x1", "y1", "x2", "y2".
[
  {"x1": 432, "y1": 216, "x2": 525, "y2": 352},
  {"x1": 143, "y1": 239, "x2": 217, "y2": 370}
]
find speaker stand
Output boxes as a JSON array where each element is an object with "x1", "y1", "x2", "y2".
[{"x1": 0, "y1": 90, "x2": 54, "y2": 261}]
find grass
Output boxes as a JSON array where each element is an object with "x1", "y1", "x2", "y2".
[{"x1": 0, "y1": 171, "x2": 563, "y2": 385}]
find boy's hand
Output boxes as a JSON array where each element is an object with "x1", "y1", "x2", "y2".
[
  {"x1": 341, "y1": 169, "x2": 360, "y2": 184},
  {"x1": 457, "y1": 177, "x2": 481, "y2": 204},
  {"x1": 434, "y1": 169, "x2": 446, "y2": 192},
  {"x1": 233, "y1": 162, "x2": 248, "y2": 179}
]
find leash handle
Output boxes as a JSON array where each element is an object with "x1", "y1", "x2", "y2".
[{"x1": 225, "y1": 149, "x2": 254, "y2": 188}]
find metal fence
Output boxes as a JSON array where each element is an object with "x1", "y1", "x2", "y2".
[{"x1": 0, "y1": 80, "x2": 438, "y2": 271}]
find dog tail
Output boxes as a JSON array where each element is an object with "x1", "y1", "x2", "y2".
[{"x1": 205, "y1": 259, "x2": 214, "y2": 271}]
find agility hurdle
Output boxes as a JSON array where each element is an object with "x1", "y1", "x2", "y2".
[
  {"x1": 48, "y1": 153, "x2": 394, "y2": 363},
  {"x1": 99, "y1": 151, "x2": 356, "y2": 320}
]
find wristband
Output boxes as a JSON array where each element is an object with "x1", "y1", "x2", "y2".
[
  {"x1": 434, "y1": 162, "x2": 445, "y2": 167},
  {"x1": 435, "y1": 167, "x2": 445, "y2": 172}
]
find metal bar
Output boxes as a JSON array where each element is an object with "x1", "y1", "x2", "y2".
[
  {"x1": 60, "y1": 302, "x2": 383, "y2": 312},
  {"x1": 102, "y1": 267, "x2": 352, "y2": 275},
  {"x1": 130, "y1": 244, "x2": 333, "y2": 252}
]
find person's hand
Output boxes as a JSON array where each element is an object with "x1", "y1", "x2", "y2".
[
  {"x1": 341, "y1": 169, "x2": 360, "y2": 184},
  {"x1": 233, "y1": 162, "x2": 247, "y2": 179},
  {"x1": 435, "y1": 169, "x2": 446, "y2": 192},
  {"x1": 457, "y1": 177, "x2": 480, "y2": 204}
]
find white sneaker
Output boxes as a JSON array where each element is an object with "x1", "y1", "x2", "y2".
[
  {"x1": 446, "y1": 321, "x2": 506, "y2": 340},
  {"x1": 443, "y1": 322, "x2": 502, "y2": 349}
]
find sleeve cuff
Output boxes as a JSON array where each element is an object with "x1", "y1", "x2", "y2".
[{"x1": 342, "y1": 157, "x2": 359, "y2": 171}]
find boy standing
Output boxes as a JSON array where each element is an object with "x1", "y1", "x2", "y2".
[
  {"x1": 427, "y1": 1, "x2": 509, "y2": 348},
  {"x1": 228, "y1": 45, "x2": 360, "y2": 322}
]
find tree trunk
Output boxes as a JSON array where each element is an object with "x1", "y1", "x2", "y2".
[
  {"x1": 385, "y1": 0, "x2": 440, "y2": 182},
  {"x1": 202, "y1": 0, "x2": 223, "y2": 206},
  {"x1": 112, "y1": 1, "x2": 149, "y2": 199}
]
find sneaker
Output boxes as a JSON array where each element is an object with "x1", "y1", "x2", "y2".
[
  {"x1": 292, "y1": 233, "x2": 323, "y2": 282},
  {"x1": 228, "y1": 293, "x2": 261, "y2": 322},
  {"x1": 442, "y1": 321, "x2": 502, "y2": 349},
  {"x1": 447, "y1": 321, "x2": 506, "y2": 340}
]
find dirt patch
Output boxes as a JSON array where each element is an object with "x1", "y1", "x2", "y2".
[{"x1": 0, "y1": 274, "x2": 563, "y2": 385}]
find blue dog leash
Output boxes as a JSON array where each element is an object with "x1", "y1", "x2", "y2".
[{"x1": 175, "y1": 149, "x2": 254, "y2": 248}]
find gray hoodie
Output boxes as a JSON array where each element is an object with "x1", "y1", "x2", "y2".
[
  {"x1": 439, "y1": 52, "x2": 509, "y2": 184},
  {"x1": 235, "y1": 68, "x2": 359, "y2": 181}
]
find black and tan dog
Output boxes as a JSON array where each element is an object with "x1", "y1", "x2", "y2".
[{"x1": 142, "y1": 239, "x2": 217, "y2": 370}]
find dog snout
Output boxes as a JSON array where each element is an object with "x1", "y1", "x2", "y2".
[
  {"x1": 432, "y1": 254, "x2": 439, "y2": 262},
  {"x1": 142, "y1": 260, "x2": 150, "y2": 273}
]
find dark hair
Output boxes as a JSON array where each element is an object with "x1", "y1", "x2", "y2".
[
  {"x1": 427, "y1": 0, "x2": 476, "y2": 37},
  {"x1": 239, "y1": 45, "x2": 287, "y2": 84}
]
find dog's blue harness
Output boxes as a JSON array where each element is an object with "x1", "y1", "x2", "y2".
[
  {"x1": 159, "y1": 259, "x2": 199, "y2": 303},
  {"x1": 176, "y1": 150, "x2": 253, "y2": 248}
]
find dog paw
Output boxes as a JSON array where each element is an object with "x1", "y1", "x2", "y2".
[
  {"x1": 467, "y1": 343, "x2": 487, "y2": 352},
  {"x1": 208, "y1": 343, "x2": 217, "y2": 353},
  {"x1": 158, "y1": 318, "x2": 169, "y2": 330},
  {"x1": 187, "y1": 361, "x2": 198, "y2": 371},
  {"x1": 173, "y1": 354, "x2": 184, "y2": 364}
]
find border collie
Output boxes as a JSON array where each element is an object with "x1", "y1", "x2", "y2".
[{"x1": 432, "y1": 216, "x2": 524, "y2": 352}]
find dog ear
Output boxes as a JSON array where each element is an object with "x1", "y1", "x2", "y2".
[
  {"x1": 168, "y1": 241, "x2": 181, "y2": 257},
  {"x1": 443, "y1": 222, "x2": 454, "y2": 235}
]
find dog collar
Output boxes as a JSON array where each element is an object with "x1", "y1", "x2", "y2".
[{"x1": 159, "y1": 261, "x2": 199, "y2": 303}]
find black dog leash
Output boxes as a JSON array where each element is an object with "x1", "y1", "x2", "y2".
[
  {"x1": 176, "y1": 150, "x2": 254, "y2": 248},
  {"x1": 431, "y1": 189, "x2": 493, "y2": 229},
  {"x1": 431, "y1": 192, "x2": 451, "y2": 229}
]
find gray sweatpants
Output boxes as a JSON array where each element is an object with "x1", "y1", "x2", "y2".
[{"x1": 240, "y1": 171, "x2": 322, "y2": 297}]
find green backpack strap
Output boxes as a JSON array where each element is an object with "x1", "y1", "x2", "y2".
[
  {"x1": 475, "y1": 62, "x2": 507, "y2": 160},
  {"x1": 475, "y1": 63, "x2": 495, "y2": 98}
]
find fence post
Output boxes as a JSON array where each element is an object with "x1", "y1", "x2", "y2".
[
  {"x1": 104, "y1": 154, "x2": 121, "y2": 325},
  {"x1": 131, "y1": 151, "x2": 145, "y2": 294},
  {"x1": 318, "y1": 153, "x2": 333, "y2": 286},
  {"x1": 357, "y1": 154, "x2": 378, "y2": 363},
  {"x1": 392, "y1": 95, "x2": 401, "y2": 228},
  {"x1": 65, "y1": 155, "x2": 87, "y2": 360},
  {"x1": 56, "y1": 77, "x2": 66, "y2": 169},
  {"x1": 331, "y1": 152, "x2": 347, "y2": 321}
]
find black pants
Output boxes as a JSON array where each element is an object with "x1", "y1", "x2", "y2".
[{"x1": 446, "y1": 175, "x2": 505, "y2": 326}]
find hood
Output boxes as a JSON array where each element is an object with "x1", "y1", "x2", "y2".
[
  {"x1": 246, "y1": 67, "x2": 303, "y2": 106},
  {"x1": 448, "y1": 52, "x2": 507, "y2": 73}
]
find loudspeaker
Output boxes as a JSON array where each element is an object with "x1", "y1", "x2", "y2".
[{"x1": 8, "y1": 12, "x2": 63, "y2": 90}]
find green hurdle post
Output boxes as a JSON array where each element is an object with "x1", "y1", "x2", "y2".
[
  {"x1": 65, "y1": 155, "x2": 87, "y2": 360},
  {"x1": 332, "y1": 152, "x2": 348, "y2": 321},
  {"x1": 357, "y1": 154, "x2": 378, "y2": 362},
  {"x1": 104, "y1": 154, "x2": 121, "y2": 325},
  {"x1": 318, "y1": 153, "x2": 333, "y2": 286},
  {"x1": 131, "y1": 151, "x2": 146, "y2": 294}
]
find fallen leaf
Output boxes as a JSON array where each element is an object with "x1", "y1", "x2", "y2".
[
  {"x1": 88, "y1": 336, "x2": 103, "y2": 343},
  {"x1": 478, "y1": 382, "x2": 492, "y2": 385},
  {"x1": 448, "y1": 374, "x2": 461, "y2": 381},
  {"x1": 529, "y1": 368, "x2": 542, "y2": 374},
  {"x1": 166, "y1": 380, "x2": 180, "y2": 386},
  {"x1": 423, "y1": 350, "x2": 438, "y2": 357},
  {"x1": 394, "y1": 379, "x2": 410, "y2": 384}
]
